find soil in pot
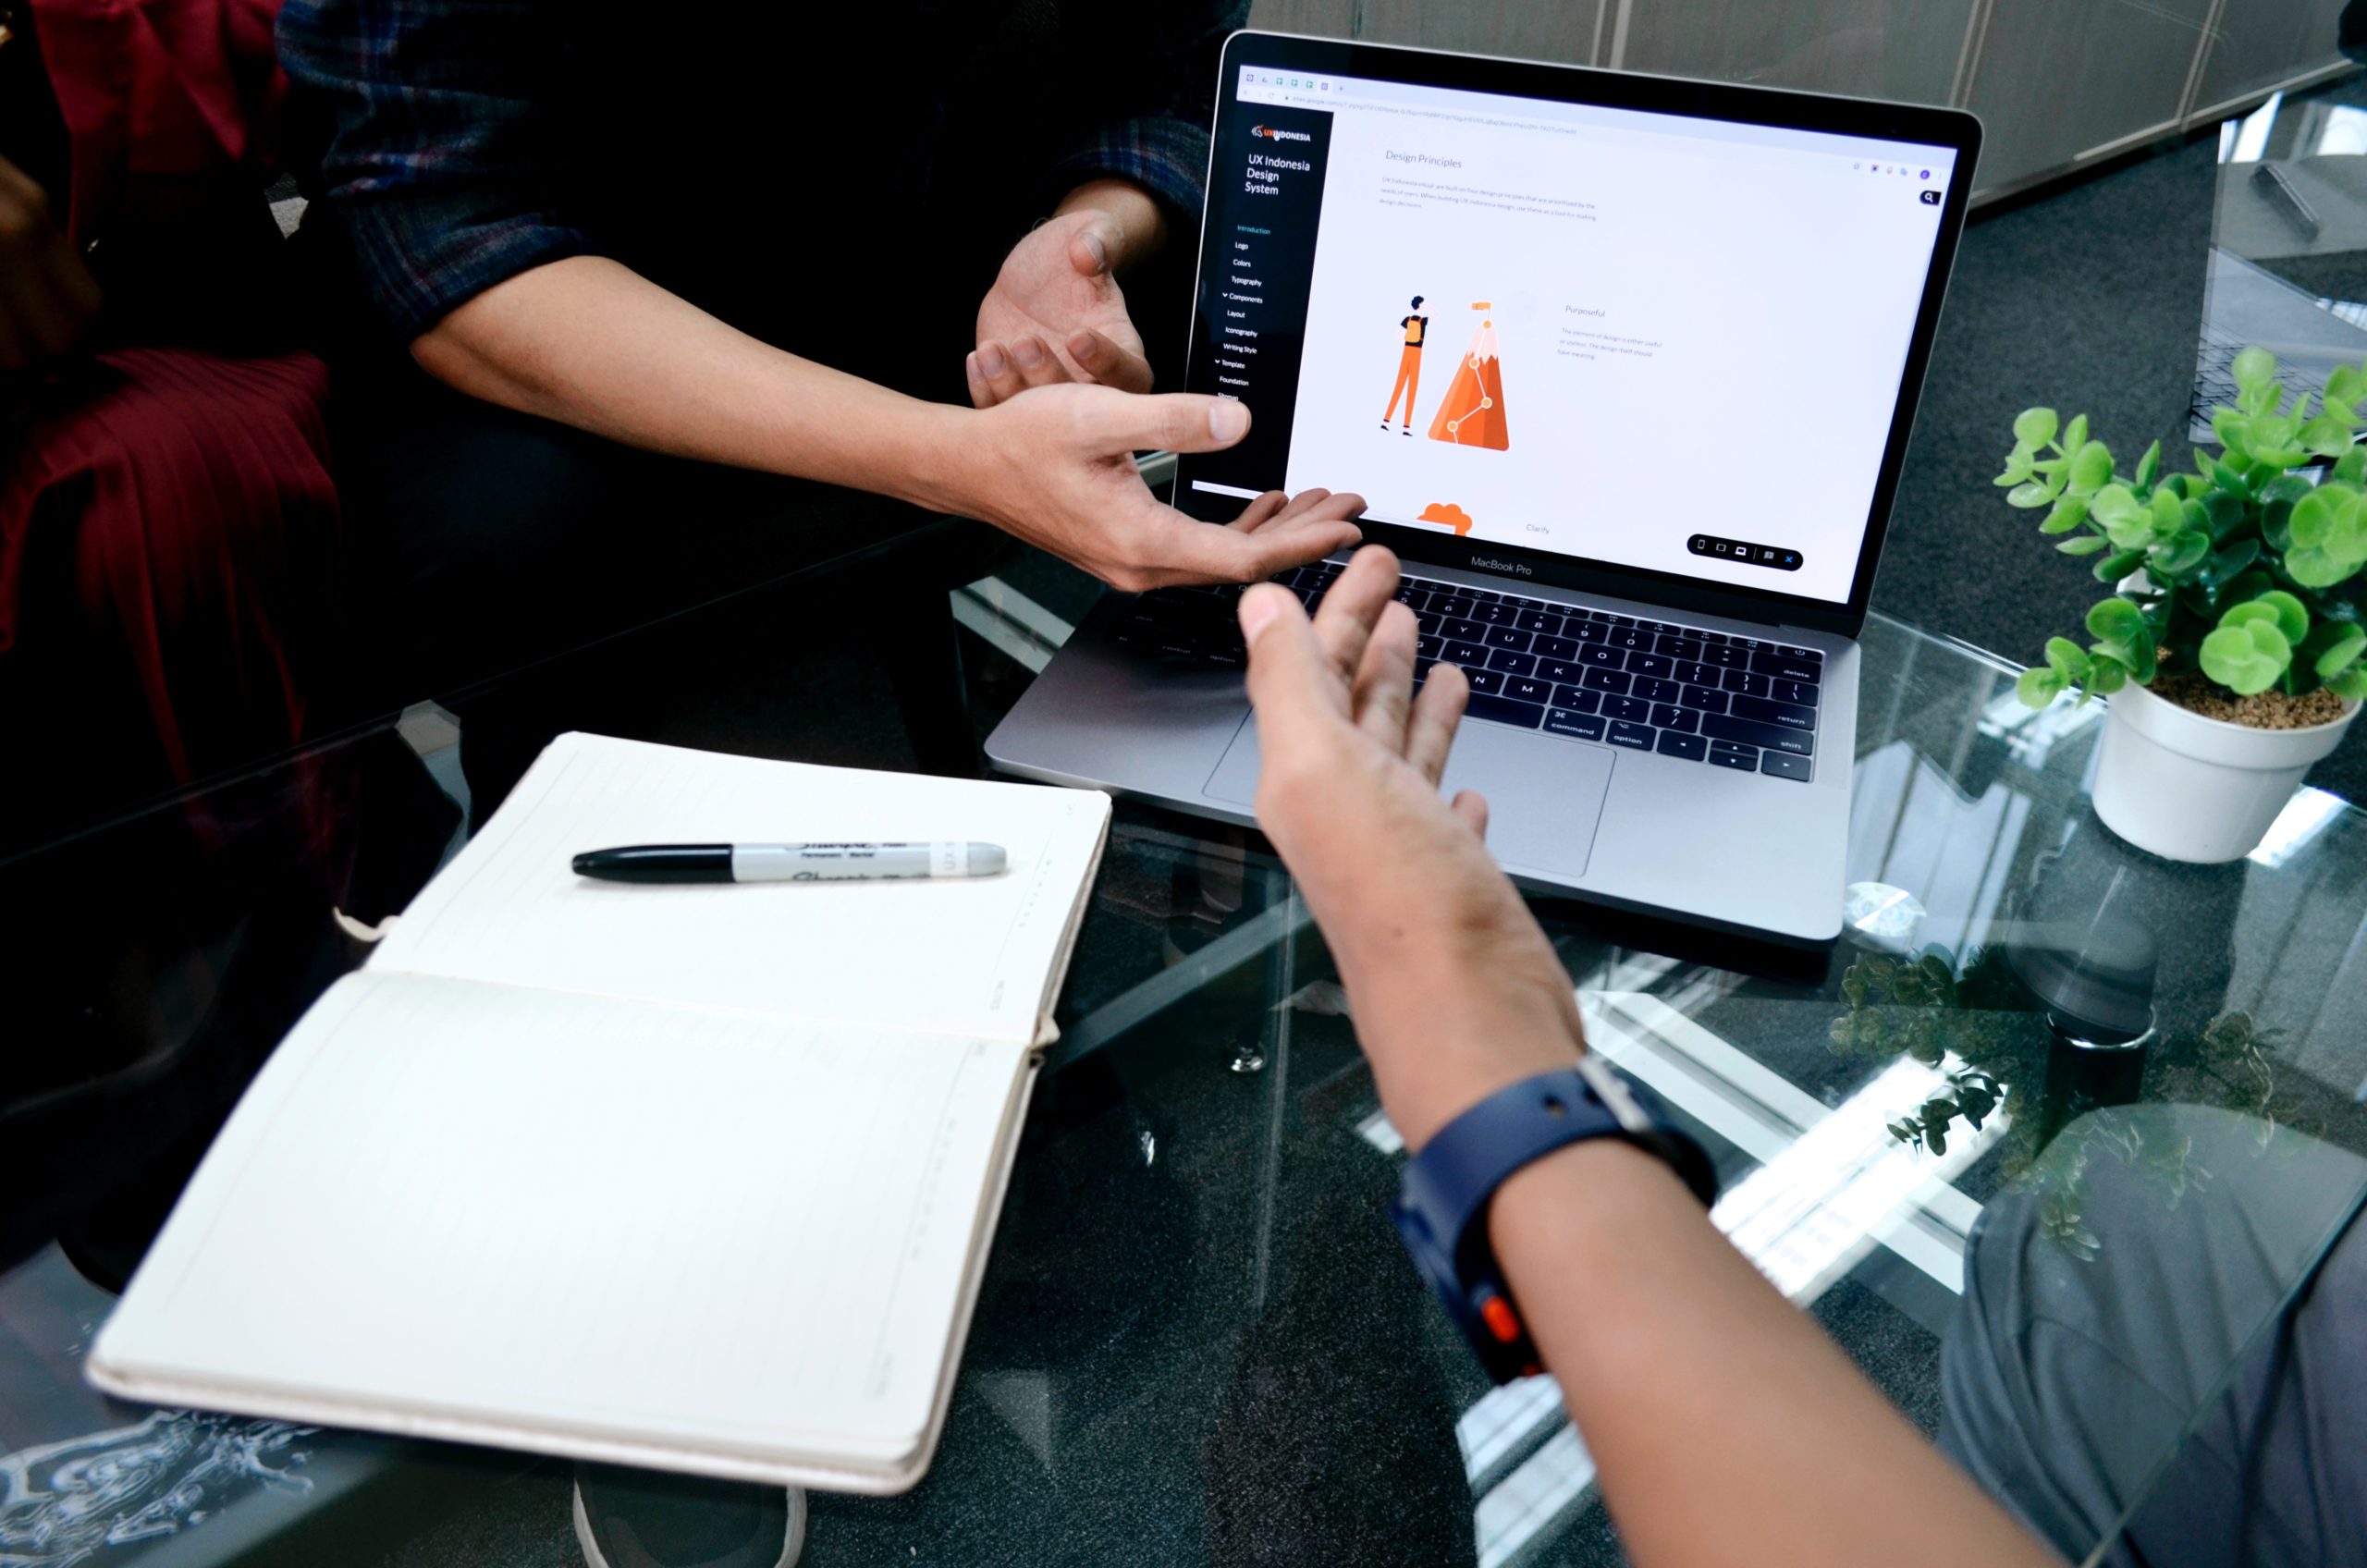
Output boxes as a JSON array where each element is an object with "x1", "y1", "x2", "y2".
[{"x1": 2146, "y1": 672, "x2": 2349, "y2": 730}]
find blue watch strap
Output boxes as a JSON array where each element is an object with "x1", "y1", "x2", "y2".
[{"x1": 1392, "y1": 1060, "x2": 1716, "y2": 1381}]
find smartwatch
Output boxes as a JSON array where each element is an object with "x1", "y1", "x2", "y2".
[{"x1": 1391, "y1": 1057, "x2": 1717, "y2": 1382}]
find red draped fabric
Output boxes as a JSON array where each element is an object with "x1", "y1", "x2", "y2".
[{"x1": 2, "y1": 1, "x2": 339, "y2": 843}]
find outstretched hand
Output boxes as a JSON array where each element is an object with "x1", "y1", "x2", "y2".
[
  {"x1": 971, "y1": 207, "x2": 1154, "y2": 407},
  {"x1": 1237, "y1": 546, "x2": 1588, "y2": 1146},
  {"x1": 950, "y1": 382, "x2": 1361, "y2": 591}
]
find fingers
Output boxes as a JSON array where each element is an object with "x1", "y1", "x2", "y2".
[
  {"x1": 1404, "y1": 661, "x2": 1468, "y2": 786},
  {"x1": 1450, "y1": 789, "x2": 1490, "y2": 839},
  {"x1": 1308, "y1": 545, "x2": 1401, "y2": 692},
  {"x1": 967, "y1": 337, "x2": 1071, "y2": 409},
  {"x1": 1238, "y1": 582, "x2": 1349, "y2": 740},
  {"x1": 1350, "y1": 600, "x2": 1419, "y2": 753},
  {"x1": 1231, "y1": 489, "x2": 1291, "y2": 529},
  {"x1": 1166, "y1": 506, "x2": 1362, "y2": 585},
  {"x1": 1068, "y1": 328, "x2": 1154, "y2": 395}
]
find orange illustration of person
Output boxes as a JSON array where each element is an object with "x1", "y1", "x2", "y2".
[{"x1": 1380, "y1": 294, "x2": 1429, "y2": 435}]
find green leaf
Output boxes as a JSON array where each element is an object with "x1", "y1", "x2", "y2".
[
  {"x1": 1995, "y1": 444, "x2": 2037, "y2": 485},
  {"x1": 2057, "y1": 535, "x2": 2108, "y2": 556},
  {"x1": 2251, "y1": 415, "x2": 2300, "y2": 453},
  {"x1": 2201, "y1": 492, "x2": 2247, "y2": 541},
  {"x1": 2302, "y1": 415, "x2": 2354, "y2": 458},
  {"x1": 2134, "y1": 439, "x2": 2162, "y2": 490},
  {"x1": 2261, "y1": 472, "x2": 2315, "y2": 504},
  {"x1": 2094, "y1": 547, "x2": 2147, "y2": 583},
  {"x1": 2213, "y1": 409, "x2": 2250, "y2": 454},
  {"x1": 2044, "y1": 637, "x2": 2091, "y2": 680},
  {"x1": 2332, "y1": 666, "x2": 2367, "y2": 701},
  {"x1": 2064, "y1": 414, "x2": 2089, "y2": 453},
  {"x1": 2017, "y1": 666, "x2": 2067, "y2": 708},
  {"x1": 2149, "y1": 530, "x2": 2211, "y2": 576},
  {"x1": 2308, "y1": 623, "x2": 2367, "y2": 680},
  {"x1": 2234, "y1": 346, "x2": 2277, "y2": 390},
  {"x1": 2329, "y1": 362, "x2": 2364, "y2": 407},
  {"x1": 2039, "y1": 496, "x2": 2090, "y2": 534},
  {"x1": 2067, "y1": 440, "x2": 2115, "y2": 495},
  {"x1": 2200, "y1": 620, "x2": 2293, "y2": 695},
  {"x1": 2207, "y1": 538, "x2": 2260, "y2": 582},
  {"x1": 2286, "y1": 484, "x2": 2367, "y2": 586},
  {"x1": 2241, "y1": 379, "x2": 2281, "y2": 418},
  {"x1": 2013, "y1": 408, "x2": 2059, "y2": 446},
  {"x1": 2006, "y1": 480, "x2": 2052, "y2": 509},
  {"x1": 2338, "y1": 445, "x2": 2367, "y2": 486},
  {"x1": 2086, "y1": 597, "x2": 2145, "y2": 642},
  {"x1": 2086, "y1": 655, "x2": 2129, "y2": 694},
  {"x1": 2225, "y1": 591, "x2": 2310, "y2": 643},
  {"x1": 2087, "y1": 597, "x2": 2158, "y2": 681}
]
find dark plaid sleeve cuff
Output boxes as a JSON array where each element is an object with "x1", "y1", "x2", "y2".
[
  {"x1": 343, "y1": 197, "x2": 597, "y2": 343},
  {"x1": 1048, "y1": 114, "x2": 1214, "y2": 223}
]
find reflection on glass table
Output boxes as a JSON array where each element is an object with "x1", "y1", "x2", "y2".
[
  {"x1": 2195, "y1": 87, "x2": 2367, "y2": 438},
  {"x1": 6, "y1": 601, "x2": 2365, "y2": 1568}
]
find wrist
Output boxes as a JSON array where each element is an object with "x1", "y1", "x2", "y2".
[
  {"x1": 883, "y1": 399, "x2": 986, "y2": 518},
  {"x1": 1345, "y1": 958, "x2": 1587, "y2": 1150}
]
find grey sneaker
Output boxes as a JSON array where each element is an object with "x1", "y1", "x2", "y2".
[{"x1": 570, "y1": 1464, "x2": 805, "y2": 1568}]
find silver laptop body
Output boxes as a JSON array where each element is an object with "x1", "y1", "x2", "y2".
[{"x1": 988, "y1": 34, "x2": 1981, "y2": 948}]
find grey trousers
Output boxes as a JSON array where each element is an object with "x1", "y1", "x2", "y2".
[{"x1": 1941, "y1": 1104, "x2": 2367, "y2": 1566}]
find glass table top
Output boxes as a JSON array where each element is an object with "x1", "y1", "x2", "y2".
[{"x1": 6, "y1": 585, "x2": 2364, "y2": 1567}]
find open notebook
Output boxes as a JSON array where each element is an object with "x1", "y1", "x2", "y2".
[{"x1": 88, "y1": 732, "x2": 1112, "y2": 1493}]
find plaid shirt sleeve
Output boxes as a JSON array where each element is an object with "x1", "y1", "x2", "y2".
[
  {"x1": 276, "y1": 0, "x2": 595, "y2": 342},
  {"x1": 1043, "y1": 0, "x2": 1247, "y2": 222}
]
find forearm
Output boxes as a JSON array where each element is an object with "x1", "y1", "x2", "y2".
[
  {"x1": 411, "y1": 256, "x2": 969, "y2": 510},
  {"x1": 1490, "y1": 1141, "x2": 2059, "y2": 1568}
]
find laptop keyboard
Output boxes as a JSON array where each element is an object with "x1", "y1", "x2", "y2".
[{"x1": 1114, "y1": 566, "x2": 1820, "y2": 782}]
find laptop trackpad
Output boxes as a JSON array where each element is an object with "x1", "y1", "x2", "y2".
[{"x1": 1204, "y1": 720, "x2": 1612, "y2": 880}]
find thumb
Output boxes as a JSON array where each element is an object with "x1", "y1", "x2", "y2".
[
  {"x1": 1239, "y1": 582, "x2": 1345, "y2": 736},
  {"x1": 1068, "y1": 213, "x2": 1123, "y2": 277},
  {"x1": 1089, "y1": 390, "x2": 1252, "y2": 455}
]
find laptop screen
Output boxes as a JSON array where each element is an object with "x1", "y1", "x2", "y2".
[{"x1": 1174, "y1": 50, "x2": 1965, "y2": 610}]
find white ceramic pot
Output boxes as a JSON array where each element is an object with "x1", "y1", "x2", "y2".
[{"x1": 2091, "y1": 680, "x2": 2360, "y2": 863}]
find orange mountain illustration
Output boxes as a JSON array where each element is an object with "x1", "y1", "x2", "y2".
[
  {"x1": 1429, "y1": 303, "x2": 1510, "y2": 451},
  {"x1": 1417, "y1": 502, "x2": 1475, "y2": 536}
]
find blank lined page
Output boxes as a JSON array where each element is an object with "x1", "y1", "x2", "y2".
[
  {"x1": 94, "y1": 972, "x2": 1032, "y2": 1470},
  {"x1": 373, "y1": 734, "x2": 1110, "y2": 1046}
]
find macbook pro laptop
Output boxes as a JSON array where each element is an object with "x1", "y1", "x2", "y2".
[{"x1": 987, "y1": 32, "x2": 1981, "y2": 947}]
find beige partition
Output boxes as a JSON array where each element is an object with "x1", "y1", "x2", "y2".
[
  {"x1": 1245, "y1": 0, "x2": 1607, "y2": 61},
  {"x1": 1243, "y1": 0, "x2": 2359, "y2": 207},
  {"x1": 1617, "y1": 0, "x2": 1974, "y2": 104},
  {"x1": 2189, "y1": 0, "x2": 2353, "y2": 124},
  {"x1": 1967, "y1": 0, "x2": 2218, "y2": 197}
]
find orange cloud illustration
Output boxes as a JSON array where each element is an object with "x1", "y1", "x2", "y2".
[{"x1": 1417, "y1": 502, "x2": 1475, "y2": 536}]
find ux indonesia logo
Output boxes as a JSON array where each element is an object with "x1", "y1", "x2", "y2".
[{"x1": 1251, "y1": 124, "x2": 1313, "y2": 142}]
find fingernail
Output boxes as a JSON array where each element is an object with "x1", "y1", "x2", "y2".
[
  {"x1": 1071, "y1": 332, "x2": 1099, "y2": 363},
  {"x1": 1238, "y1": 583, "x2": 1286, "y2": 645},
  {"x1": 1081, "y1": 231, "x2": 1110, "y2": 273},
  {"x1": 978, "y1": 343, "x2": 1008, "y2": 378},
  {"x1": 1013, "y1": 337, "x2": 1045, "y2": 369},
  {"x1": 1211, "y1": 399, "x2": 1251, "y2": 442}
]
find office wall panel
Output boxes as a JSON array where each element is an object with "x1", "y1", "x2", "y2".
[
  {"x1": 1619, "y1": 0, "x2": 1973, "y2": 104},
  {"x1": 1352, "y1": 0, "x2": 1607, "y2": 65},
  {"x1": 1968, "y1": 0, "x2": 2216, "y2": 195},
  {"x1": 1244, "y1": 0, "x2": 1356, "y2": 39},
  {"x1": 2190, "y1": 0, "x2": 2349, "y2": 120}
]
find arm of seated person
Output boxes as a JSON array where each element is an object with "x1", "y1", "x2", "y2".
[
  {"x1": 411, "y1": 254, "x2": 1362, "y2": 591},
  {"x1": 1234, "y1": 549, "x2": 2062, "y2": 1568}
]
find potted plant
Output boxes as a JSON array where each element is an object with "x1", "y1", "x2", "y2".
[{"x1": 1997, "y1": 348, "x2": 2366, "y2": 863}]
